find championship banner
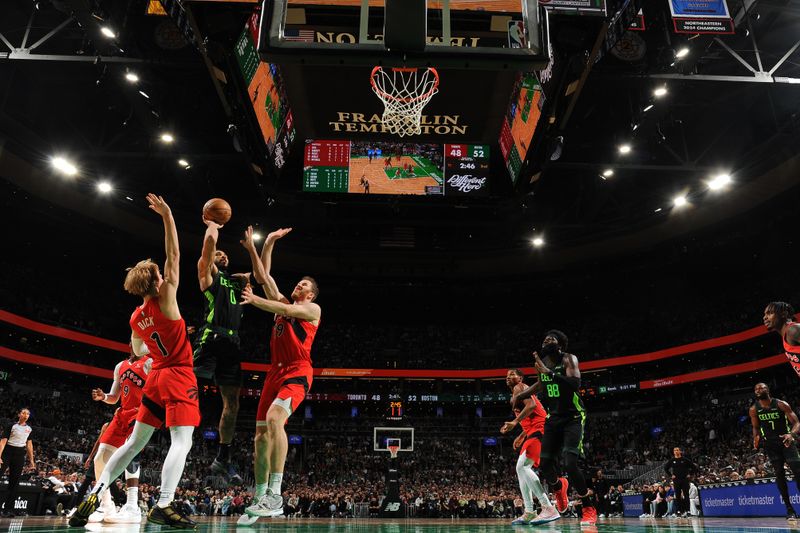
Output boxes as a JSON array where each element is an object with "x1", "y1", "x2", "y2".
[
  {"x1": 700, "y1": 481, "x2": 800, "y2": 517},
  {"x1": 669, "y1": 0, "x2": 734, "y2": 34}
]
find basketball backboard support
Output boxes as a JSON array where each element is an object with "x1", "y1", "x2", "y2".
[
  {"x1": 374, "y1": 427, "x2": 414, "y2": 452},
  {"x1": 257, "y1": 0, "x2": 550, "y2": 70}
]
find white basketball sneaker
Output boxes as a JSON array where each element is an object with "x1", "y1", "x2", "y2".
[
  {"x1": 104, "y1": 502, "x2": 142, "y2": 524},
  {"x1": 245, "y1": 492, "x2": 284, "y2": 517}
]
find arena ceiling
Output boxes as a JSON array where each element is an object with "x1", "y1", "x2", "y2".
[{"x1": 0, "y1": 0, "x2": 799, "y2": 277}]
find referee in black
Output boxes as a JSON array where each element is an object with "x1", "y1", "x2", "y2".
[
  {"x1": 0, "y1": 408, "x2": 35, "y2": 517},
  {"x1": 664, "y1": 446, "x2": 696, "y2": 518}
]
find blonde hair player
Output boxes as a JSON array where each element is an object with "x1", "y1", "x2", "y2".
[
  {"x1": 70, "y1": 194, "x2": 200, "y2": 528},
  {"x1": 238, "y1": 226, "x2": 321, "y2": 524}
]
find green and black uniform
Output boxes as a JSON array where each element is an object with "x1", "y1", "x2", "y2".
[
  {"x1": 756, "y1": 399, "x2": 800, "y2": 465},
  {"x1": 539, "y1": 362, "x2": 587, "y2": 459},
  {"x1": 193, "y1": 271, "x2": 246, "y2": 386},
  {"x1": 755, "y1": 398, "x2": 800, "y2": 516}
]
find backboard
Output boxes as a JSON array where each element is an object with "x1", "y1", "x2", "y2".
[
  {"x1": 374, "y1": 426, "x2": 415, "y2": 453},
  {"x1": 257, "y1": 0, "x2": 549, "y2": 70}
]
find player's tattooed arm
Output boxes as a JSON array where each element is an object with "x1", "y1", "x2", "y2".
[
  {"x1": 749, "y1": 405, "x2": 761, "y2": 449},
  {"x1": 788, "y1": 323, "x2": 800, "y2": 346},
  {"x1": 777, "y1": 400, "x2": 800, "y2": 445},
  {"x1": 198, "y1": 218, "x2": 222, "y2": 291}
]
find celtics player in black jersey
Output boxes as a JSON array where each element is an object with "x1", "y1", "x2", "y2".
[
  {"x1": 195, "y1": 218, "x2": 250, "y2": 484},
  {"x1": 749, "y1": 382, "x2": 800, "y2": 520},
  {"x1": 513, "y1": 330, "x2": 596, "y2": 526}
]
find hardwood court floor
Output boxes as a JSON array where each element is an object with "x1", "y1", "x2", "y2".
[
  {"x1": 349, "y1": 156, "x2": 441, "y2": 194},
  {"x1": 3, "y1": 515, "x2": 800, "y2": 532}
]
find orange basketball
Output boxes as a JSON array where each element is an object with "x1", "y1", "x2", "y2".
[{"x1": 202, "y1": 198, "x2": 232, "y2": 225}]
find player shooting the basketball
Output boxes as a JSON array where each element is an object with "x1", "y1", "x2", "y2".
[
  {"x1": 193, "y1": 216, "x2": 251, "y2": 485},
  {"x1": 238, "y1": 226, "x2": 321, "y2": 522}
]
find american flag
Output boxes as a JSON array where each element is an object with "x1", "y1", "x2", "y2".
[{"x1": 284, "y1": 29, "x2": 315, "y2": 42}]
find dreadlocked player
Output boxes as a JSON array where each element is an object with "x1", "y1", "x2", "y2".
[
  {"x1": 750, "y1": 382, "x2": 800, "y2": 521},
  {"x1": 513, "y1": 330, "x2": 596, "y2": 526},
  {"x1": 763, "y1": 302, "x2": 800, "y2": 379}
]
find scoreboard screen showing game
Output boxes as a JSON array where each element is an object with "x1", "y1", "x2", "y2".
[
  {"x1": 499, "y1": 73, "x2": 544, "y2": 183},
  {"x1": 303, "y1": 140, "x2": 489, "y2": 196}
]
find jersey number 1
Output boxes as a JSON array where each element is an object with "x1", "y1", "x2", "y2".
[{"x1": 150, "y1": 332, "x2": 170, "y2": 357}]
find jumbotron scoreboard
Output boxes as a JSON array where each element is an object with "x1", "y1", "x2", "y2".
[{"x1": 302, "y1": 140, "x2": 491, "y2": 196}]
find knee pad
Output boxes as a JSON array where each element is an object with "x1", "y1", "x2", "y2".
[{"x1": 125, "y1": 459, "x2": 141, "y2": 479}]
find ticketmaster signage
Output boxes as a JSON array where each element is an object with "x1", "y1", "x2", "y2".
[{"x1": 701, "y1": 481, "x2": 800, "y2": 516}]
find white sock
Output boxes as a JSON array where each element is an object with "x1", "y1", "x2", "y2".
[
  {"x1": 126, "y1": 487, "x2": 138, "y2": 507},
  {"x1": 255, "y1": 483, "x2": 268, "y2": 499},
  {"x1": 101, "y1": 487, "x2": 115, "y2": 510},
  {"x1": 157, "y1": 426, "x2": 194, "y2": 508},
  {"x1": 268, "y1": 473, "x2": 283, "y2": 496}
]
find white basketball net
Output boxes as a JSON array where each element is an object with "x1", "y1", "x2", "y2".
[{"x1": 370, "y1": 67, "x2": 439, "y2": 137}]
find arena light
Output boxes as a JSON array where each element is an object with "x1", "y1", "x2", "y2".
[
  {"x1": 643, "y1": 104, "x2": 654, "y2": 112},
  {"x1": 252, "y1": 232, "x2": 263, "y2": 241},
  {"x1": 51, "y1": 156, "x2": 78, "y2": 176},
  {"x1": 602, "y1": 169, "x2": 614, "y2": 178},
  {"x1": 675, "y1": 47, "x2": 690, "y2": 59},
  {"x1": 100, "y1": 27, "x2": 116, "y2": 38},
  {"x1": 618, "y1": 144, "x2": 632, "y2": 155},
  {"x1": 532, "y1": 236, "x2": 545, "y2": 248},
  {"x1": 138, "y1": 90, "x2": 150, "y2": 99},
  {"x1": 97, "y1": 181, "x2": 112, "y2": 194},
  {"x1": 177, "y1": 159, "x2": 190, "y2": 168},
  {"x1": 654, "y1": 207, "x2": 663, "y2": 213},
  {"x1": 125, "y1": 72, "x2": 139, "y2": 83},
  {"x1": 708, "y1": 173, "x2": 732, "y2": 191},
  {"x1": 160, "y1": 132, "x2": 175, "y2": 143},
  {"x1": 673, "y1": 194, "x2": 688, "y2": 208},
  {"x1": 632, "y1": 123, "x2": 639, "y2": 131},
  {"x1": 653, "y1": 86, "x2": 668, "y2": 98}
]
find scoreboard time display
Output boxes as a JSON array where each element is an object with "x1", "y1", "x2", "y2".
[{"x1": 444, "y1": 144, "x2": 490, "y2": 196}]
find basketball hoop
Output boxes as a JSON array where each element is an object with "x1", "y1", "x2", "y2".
[
  {"x1": 370, "y1": 66, "x2": 439, "y2": 137},
  {"x1": 388, "y1": 445, "x2": 400, "y2": 459}
]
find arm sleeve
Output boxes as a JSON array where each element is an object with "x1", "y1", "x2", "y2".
[{"x1": 107, "y1": 362, "x2": 123, "y2": 398}]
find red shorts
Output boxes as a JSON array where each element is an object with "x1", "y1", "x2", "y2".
[
  {"x1": 520, "y1": 434, "x2": 542, "y2": 467},
  {"x1": 256, "y1": 368, "x2": 313, "y2": 422},
  {"x1": 137, "y1": 366, "x2": 200, "y2": 428},
  {"x1": 99, "y1": 407, "x2": 137, "y2": 448}
]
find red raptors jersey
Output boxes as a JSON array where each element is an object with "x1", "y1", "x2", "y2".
[
  {"x1": 118, "y1": 356, "x2": 150, "y2": 410},
  {"x1": 784, "y1": 322, "x2": 800, "y2": 378},
  {"x1": 515, "y1": 395, "x2": 547, "y2": 436},
  {"x1": 270, "y1": 314, "x2": 318, "y2": 372},
  {"x1": 129, "y1": 298, "x2": 193, "y2": 370}
]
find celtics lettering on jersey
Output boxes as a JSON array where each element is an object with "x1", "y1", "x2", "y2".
[
  {"x1": 538, "y1": 364, "x2": 585, "y2": 417},
  {"x1": 202, "y1": 271, "x2": 245, "y2": 333},
  {"x1": 757, "y1": 399, "x2": 791, "y2": 441}
]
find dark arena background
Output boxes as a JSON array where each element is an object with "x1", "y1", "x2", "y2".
[{"x1": 1, "y1": 0, "x2": 800, "y2": 532}]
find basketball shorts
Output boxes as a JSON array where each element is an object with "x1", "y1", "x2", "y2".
[
  {"x1": 256, "y1": 368, "x2": 313, "y2": 423},
  {"x1": 765, "y1": 441, "x2": 800, "y2": 467},
  {"x1": 540, "y1": 413, "x2": 586, "y2": 459},
  {"x1": 137, "y1": 366, "x2": 200, "y2": 428},
  {"x1": 193, "y1": 330, "x2": 243, "y2": 386},
  {"x1": 519, "y1": 432, "x2": 543, "y2": 467},
  {"x1": 100, "y1": 407, "x2": 138, "y2": 448}
]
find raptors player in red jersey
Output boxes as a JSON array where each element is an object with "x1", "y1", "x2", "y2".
[
  {"x1": 70, "y1": 194, "x2": 199, "y2": 529},
  {"x1": 764, "y1": 302, "x2": 800, "y2": 378},
  {"x1": 86, "y1": 343, "x2": 152, "y2": 524},
  {"x1": 501, "y1": 369, "x2": 560, "y2": 525},
  {"x1": 238, "y1": 226, "x2": 320, "y2": 520}
]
